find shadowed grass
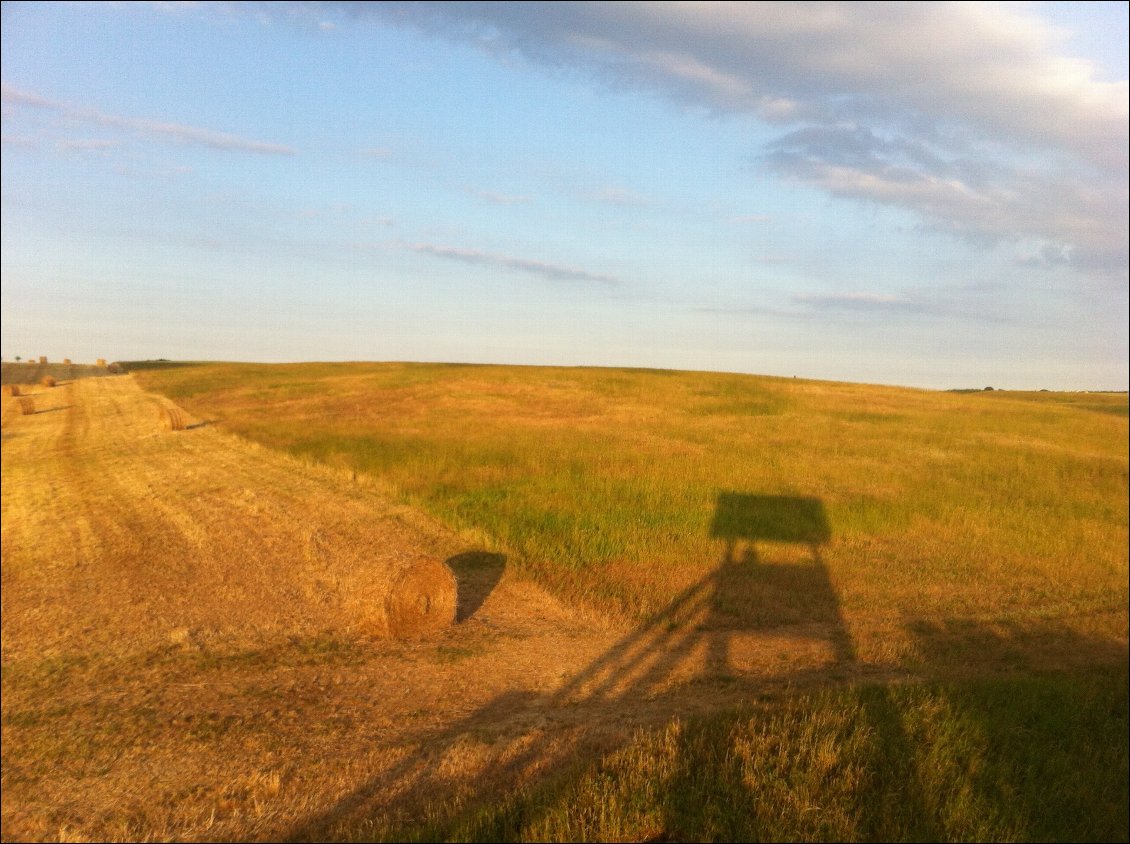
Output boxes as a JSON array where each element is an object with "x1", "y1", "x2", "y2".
[{"x1": 376, "y1": 664, "x2": 1128, "y2": 843}]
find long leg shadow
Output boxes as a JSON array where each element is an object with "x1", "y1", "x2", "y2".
[{"x1": 282, "y1": 493, "x2": 902, "y2": 840}]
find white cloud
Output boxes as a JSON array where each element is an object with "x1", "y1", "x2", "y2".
[
  {"x1": 2, "y1": 84, "x2": 295, "y2": 155},
  {"x1": 405, "y1": 242, "x2": 618, "y2": 285},
  {"x1": 362, "y1": 1, "x2": 1127, "y2": 280}
]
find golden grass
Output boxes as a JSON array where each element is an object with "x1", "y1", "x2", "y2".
[
  {"x1": 384, "y1": 557, "x2": 458, "y2": 638},
  {"x1": 3, "y1": 375, "x2": 592, "y2": 842},
  {"x1": 131, "y1": 362, "x2": 1128, "y2": 661}
]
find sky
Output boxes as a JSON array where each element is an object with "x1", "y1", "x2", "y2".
[{"x1": 1, "y1": 1, "x2": 1127, "y2": 390}]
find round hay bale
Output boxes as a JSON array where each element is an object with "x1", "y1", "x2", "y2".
[
  {"x1": 2, "y1": 384, "x2": 20, "y2": 397},
  {"x1": 157, "y1": 406, "x2": 186, "y2": 431},
  {"x1": 40, "y1": 376, "x2": 56, "y2": 388},
  {"x1": 18, "y1": 397, "x2": 35, "y2": 415},
  {"x1": 384, "y1": 557, "x2": 457, "y2": 638}
]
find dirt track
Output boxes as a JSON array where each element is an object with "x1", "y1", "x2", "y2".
[{"x1": 2, "y1": 375, "x2": 865, "y2": 841}]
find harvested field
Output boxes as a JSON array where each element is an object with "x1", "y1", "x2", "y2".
[
  {"x1": 0, "y1": 375, "x2": 628, "y2": 841},
  {"x1": 1, "y1": 361, "x2": 114, "y2": 387}
]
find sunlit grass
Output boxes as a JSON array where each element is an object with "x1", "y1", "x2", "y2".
[{"x1": 132, "y1": 362, "x2": 1128, "y2": 667}]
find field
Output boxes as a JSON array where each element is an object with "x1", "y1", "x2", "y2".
[{"x1": 2, "y1": 361, "x2": 1127, "y2": 841}]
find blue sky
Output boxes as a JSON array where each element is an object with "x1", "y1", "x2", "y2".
[{"x1": 2, "y1": 1, "x2": 1127, "y2": 390}]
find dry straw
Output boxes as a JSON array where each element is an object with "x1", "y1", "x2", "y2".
[
  {"x1": 2, "y1": 384, "x2": 20, "y2": 397},
  {"x1": 384, "y1": 557, "x2": 458, "y2": 638},
  {"x1": 40, "y1": 376, "x2": 56, "y2": 388},
  {"x1": 158, "y1": 406, "x2": 187, "y2": 431},
  {"x1": 18, "y1": 397, "x2": 34, "y2": 415}
]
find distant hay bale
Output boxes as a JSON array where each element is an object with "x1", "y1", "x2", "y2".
[
  {"x1": 40, "y1": 376, "x2": 56, "y2": 388},
  {"x1": 384, "y1": 557, "x2": 458, "y2": 638},
  {"x1": 96, "y1": 358, "x2": 107, "y2": 367},
  {"x1": 2, "y1": 384, "x2": 20, "y2": 397},
  {"x1": 18, "y1": 397, "x2": 34, "y2": 415},
  {"x1": 38, "y1": 356, "x2": 47, "y2": 364},
  {"x1": 63, "y1": 358, "x2": 72, "y2": 365},
  {"x1": 158, "y1": 406, "x2": 187, "y2": 431}
]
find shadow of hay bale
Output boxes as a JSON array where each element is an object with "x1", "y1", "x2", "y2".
[{"x1": 445, "y1": 551, "x2": 506, "y2": 622}]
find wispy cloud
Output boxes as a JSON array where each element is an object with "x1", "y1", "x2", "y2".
[
  {"x1": 2, "y1": 84, "x2": 295, "y2": 155},
  {"x1": 792, "y1": 289, "x2": 1009, "y2": 323},
  {"x1": 405, "y1": 242, "x2": 618, "y2": 285},
  {"x1": 793, "y1": 292, "x2": 929, "y2": 314},
  {"x1": 588, "y1": 185, "x2": 652, "y2": 207},
  {"x1": 763, "y1": 123, "x2": 1128, "y2": 277},
  {"x1": 57, "y1": 138, "x2": 121, "y2": 153},
  {"x1": 466, "y1": 187, "x2": 531, "y2": 205},
  {"x1": 358, "y1": 146, "x2": 393, "y2": 159}
]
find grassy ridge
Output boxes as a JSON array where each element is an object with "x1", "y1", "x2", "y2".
[{"x1": 131, "y1": 363, "x2": 1128, "y2": 644}]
